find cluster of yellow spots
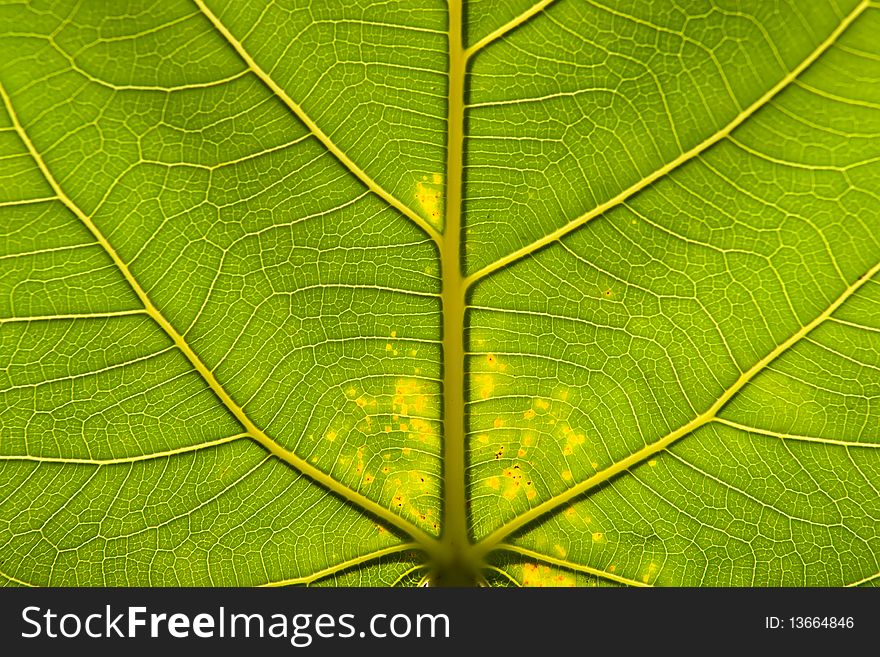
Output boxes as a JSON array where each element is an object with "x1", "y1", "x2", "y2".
[
  {"x1": 561, "y1": 425, "x2": 585, "y2": 456},
  {"x1": 641, "y1": 562, "x2": 659, "y2": 584},
  {"x1": 521, "y1": 563, "x2": 575, "y2": 587},
  {"x1": 500, "y1": 464, "x2": 535, "y2": 500},
  {"x1": 414, "y1": 173, "x2": 443, "y2": 224},
  {"x1": 380, "y1": 470, "x2": 436, "y2": 532},
  {"x1": 474, "y1": 374, "x2": 495, "y2": 400}
]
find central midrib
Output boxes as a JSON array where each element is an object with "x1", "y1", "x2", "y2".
[{"x1": 438, "y1": 0, "x2": 470, "y2": 577}]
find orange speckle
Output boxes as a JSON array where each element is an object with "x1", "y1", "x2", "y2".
[
  {"x1": 493, "y1": 418, "x2": 504, "y2": 429},
  {"x1": 553, "y1": 544, "x2": 566, "y2": 558},
  {"x1": 526, "y1": 489, "x2": 537, "y2": 500},
  {"x1": 517, "y1": 448, "x2": 527, "y2": 458},
  {"x1": 364, "y1": 474, "x2": 374, "y2": 485},
  {"x1": 523, "y1": 409, "x2": 536, "y2": 420},
  {"x1": 384, "y1": 425, "x2": 392, "y2": 433}
]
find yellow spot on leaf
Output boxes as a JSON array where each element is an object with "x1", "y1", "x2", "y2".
[
  {"x1": 414, "y1": 176, "x2": 443, "y2": 223},
  {"x1": 592, "y1": 532, "x2": 604, "y2": 543},
  {"x1": 475, "y1": 374, "x2": 495, "y2": 400},
  {"x1": 486, "y1": 476, "x2": 500, "y2": 490},
  {"x1": 553, "y1": 544, "x2": 566, "y2": 558},
  {"x1": 493, "y1": 417, "x2": 504, "y2": 429},
  {"x1": 648, "y1": 459, "x2": 658, "y2": 467},
  {"x1": 523, "y1": 408, "x2": 536, "y2": 420},
  {"x1": 561, "y1": 470, "x2": 572, "y2": 481},
  {"x1": 325, "y1": 431, "x2": 337, "y2": 442}
]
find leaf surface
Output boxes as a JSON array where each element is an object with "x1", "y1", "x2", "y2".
[{"x1": 0, "y1": 0, "x2": 878, "y2": 587}]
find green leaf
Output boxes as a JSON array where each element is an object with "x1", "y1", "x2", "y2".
[{"x1": 0, "y1": 0, "x2": 877, "y2": 587}]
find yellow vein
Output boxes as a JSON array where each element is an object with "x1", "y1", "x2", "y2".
[
  {"x1": 497, "y1": 544, "x2": 649, "y2": 587},
  {"x1": 714, "y1": 417, "x2": 879, "y2": 448},
  {"x1": 0, "y1": 196, "x2": 56, "y2": 207},
  {"x1": 0, "y1": 309, "x2": 147, "y2": 324},
  {"x1": 0, "y1": 81, "x2": 440, "y2": 557},
  {"x1": 259, "y1": 543, "x2": 420, "y2": 587},
  {"x1": 464, "y1": 0, "x2": 556, "y2": 59},
  {"x1": 440, "y1": 0, "x2": 470, "y2": 569},
  {"x1": 389, "y1": 564, "x2": 430, "y2": 587},
  {"x1": 0, "y1": 433, "x2": 248, "y2": 466},
  {"x1": 473, "y1": 259, "x2": 880, "y2": 555},
  {"x1": 463, "y1": 0, "x2": 870, "y2": 287},
  {"x1": 847, "y1": 570, "x2": 880, "y2": 587},
  {"x1": 191, "y1": 0, "x2": 441, "y2": 244},
  {"x1": 0, "y1": 568, "x2": 35, "y2": 587}
]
